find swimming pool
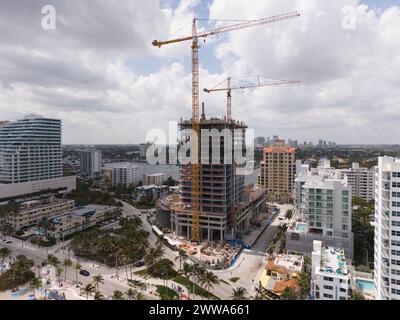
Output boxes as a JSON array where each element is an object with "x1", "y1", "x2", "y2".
[
  {"x1": 356, "y1": 279, "x2": 375, "y2": 292},
  {"x1": 296, "y1": 223, "x2": 306, "y2": 233}
]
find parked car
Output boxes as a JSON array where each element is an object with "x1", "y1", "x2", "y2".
[
  {"x1": 79, "y1": 270, "x2": 90, "y2": 277},
  {"x1": 134, "y1": 261, "x2": 145, "y2": 268}
]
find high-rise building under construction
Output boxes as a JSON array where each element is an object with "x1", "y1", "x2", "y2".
[{"x1": 165, "y1": 105, "x2": 266, "y2": 242}]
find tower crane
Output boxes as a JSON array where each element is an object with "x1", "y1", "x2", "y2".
[
  {"x1": 152, "y1": 11, "x2": 300, "y2": 242},
  {"x1": 204, "y1": 76, "x2": 300, "y2": 227},
  {"x1": 204, "y1": 76, "x2": 300, "y2": 121}
]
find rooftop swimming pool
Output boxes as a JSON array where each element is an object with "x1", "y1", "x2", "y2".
[
  {"x1": 356, "y1": 279, "x2": 374, "y2": 292},
  {"x1": 296, "y1": 223, "x2": 306, "y2": 233}
]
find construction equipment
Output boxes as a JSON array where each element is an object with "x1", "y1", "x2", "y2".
[
  {"x1": 152, "y1": 11, "x2": 300, "y2": 243},
  {"x1": 204, "y1": 76, "x2": 300, "y2": 121}
]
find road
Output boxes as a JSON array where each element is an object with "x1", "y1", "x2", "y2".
[{"x1": 1, "y1": 202, "x2": 292, "y2": 300}]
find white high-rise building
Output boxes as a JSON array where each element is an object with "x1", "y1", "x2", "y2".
[
  {"x1": 0, "y1": 115, "x2": 75, "y2": 200},
  {"x1": 0, "y1": 115, "x2": 62, "y2": 183},
  {"x1": 110, "y1": 163, "x2": 140, "y2": 187},
  {"x1": 80, "y1": 149, "x2": 102, "y2": 178},
  {"x1": 374, "y1": 157, "x2": 400, "y2": 300},
  {"x1": 286, "y1": 159, "x2": 354, "y2": 259},
  {"x1": 339, "y1": 163, "x2": 375, "y2": 202}
]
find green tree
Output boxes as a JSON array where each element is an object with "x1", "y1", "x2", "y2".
[
  {"x1": 297, "y1": 272, "x2": 310, "y2": 300},
  {"x1": 29, "y1": 277, "x2": 42, "y2": 299},
  {"x1": 46, "y1": 254, "x2": 60, "y2": 268},
  {"x1": 0, "y1": 247, "x2": 12, "y2": 274},
  {"x1": 200, "y1": 271, "x2": 219, "y2": 297},
  {"x1": 74, "y1": 262, "x2": 82, "y2": 284},
  {"x1": 231, "y1": 287, "x2": 248, "y2": 300},
  {"x1": 94, "y1": 291, "x2": 105, "y2": 300},
  {"x1": 351, "y1": 290, "x2": 365, "y2": 300},
  {"x1": 63, "y1": 259, "x2": 73, "y2": 282},
  {"x1": 82, "y1": 283, "x2": 95, "y2": 300},
  {"x1": 92, "y1": 274, "x2": 104, "y2": 291},
  {"x1": 174, "y1": 249, "x2": 188, "y2": 272},
  {"x1": 280, "y1": 287, "x2": 298, "y2": 300},
  {"x1": 112, "y1": 290, "x2": 124, "y2": 300},
  {"x1": 126, "y1": 288, "x2": 137, "y2": 300}
]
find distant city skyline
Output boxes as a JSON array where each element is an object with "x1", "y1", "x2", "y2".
[{"x1": 0, "y1": 1, "x2": 399, "y2": 145}]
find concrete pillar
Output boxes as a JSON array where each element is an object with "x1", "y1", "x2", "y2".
[{"x1": 207, "y1": 228, "x2": 210, "y2": 242}]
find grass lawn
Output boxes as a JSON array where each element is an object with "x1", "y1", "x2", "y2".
[
  {"x1": 229, "y1": 277, "x2": 240, "y2": 283},
  {"x1": 135, "y1": 268, "x2": 220, "y2": 300},
  {"x1": 173, "y1": 276, "x2": 220, "y2": 300},
  {"x1": 156, "y1": 285, "x2": 179, "y2": 300}
]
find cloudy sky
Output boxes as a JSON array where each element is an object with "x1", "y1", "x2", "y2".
[{"x1": 0, "y1": 0, "x2": 399, "y2": 144}]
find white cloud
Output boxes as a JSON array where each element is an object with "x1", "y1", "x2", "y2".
[{"x1": 0, "y1": 0, "x2": 399, "y2": 144}]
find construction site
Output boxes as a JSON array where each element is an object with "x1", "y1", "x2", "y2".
[{"x1": 152, "y1": 11, "x2": 300, "y2": 266}]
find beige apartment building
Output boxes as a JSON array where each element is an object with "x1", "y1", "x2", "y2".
[
  {"x1": 257, "y1": 139, "x2": 296, "y2": 203},
  {"x1": 143, "y1": 173, "x2": 169, "y2": 186},
  {"x1": 8, "y1": 198, "x2": 75, "y2": 230}
]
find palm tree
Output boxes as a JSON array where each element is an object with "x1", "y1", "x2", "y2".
[
  {"x1": 136, "y1": 292, "x2": 145, "y2": 300},
  {"x1": 280, "y1": 287, "x2": 297, "y2": 300},
  {"x1": 94, "y1": 291, "x2": 105, "y2": 300},
  {"x1": 231, "y1": 287, "x2": 248, "y2": 300},
  {"x1": 298, "y1": 271, "x2": 310, "y2": 300},
  {"x1": 175, "y1": 249, "x2": 188, "y2": 271},
  {"x1": 303, "y1": 256, "x2": 311, "y2": 273},
  {"x1": 182, "y1": 262, "x2": 194, "y2": 299},
  {"x1": 29, "y1": 277, "x2": 42, "y2": 299},
  {"x1": 200, "y1": 271, "x2": 219, "y2": 298},
  {"x1": 46, "y1": 254, "x2": 60, "y2": 268},
  {"x1": 56, "y1": 266, "x2": 64, "y2": 285},
  {"x1": 0, "y1": 247, "x2": 11, "y2": 274},
  {"x1": 63, "y1": 259, "x2": 73, "y2": 282},
  {"x1": 351, "y1": 290, "x2": 365, "y2": 300},
  {"x1": 92, "y1": 274, "x2": 104, "y2": 291},
  {"x1": 194, "y1": 265, "x2": 206, "y2": 299},
  {"x1": 82, "y1": 283, "x2": 95, "y2": 300},
  {"x1": 126, "y1": 288, "x2": 137, "y2": 300},
  {"x1": 74, "y1": 262, "x2": 82, "y2": 285},
  {"x1": 112, "y1": 290, "x2": 124, "y2": 300},
  {"x1": 193, "y1": 264, "x2": 206, "y2": 300}
]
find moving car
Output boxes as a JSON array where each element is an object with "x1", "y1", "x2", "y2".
[{"x1": 79, "y1": 270, "x2": 90, "y2": 277}]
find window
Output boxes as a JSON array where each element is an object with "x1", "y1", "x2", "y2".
[
  {"x1": 392, "y1": 250, "x2": 400, "y2": 256},
  {"x1": 392, "y1": 221, "x2": 400, "y2": 227},
  {"x1": 323, "y1": 293, "x2": 333, "y2": 299},
  {"x1": 392, "y1": 231, "x2": 400, "y2": 237},
  {"x1": 393, "y1": 202, "x2": 400, "y2": 208},
  {"x1": 393, "y1": 211, "x2": 400, "y2": 217},
  {"x1": 323, "y1": 277, "x2": 333, "y2": 282},
  {"x1": 342, "y1": 190, "x2": 349, "y2": 196},
  {"x1": 323, "y1": 285, "x2": 333, "y2": 290},
  {"x1": 340, "y1": 288, "x2": 347, "y2": 293}
]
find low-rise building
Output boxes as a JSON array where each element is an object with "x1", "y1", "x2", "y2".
[
  {"x1": 143, "y1": 173, "x2": 169, "y2": 186},
  {"x1": 137, "y1": 184, "x2": 169, "y2": 201},
  {"x1": 48, "y1": 206, "x2": 107, "y2": 239},
  {"x1": 311, "y1": 240, "x2": 351, "y2": 300},
  {"x1": 259, "y1": 254, "x2": 303, "y2": 297},
  {"x1": 8, "y1": 198, "x2": 76, "y2": 230}
]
